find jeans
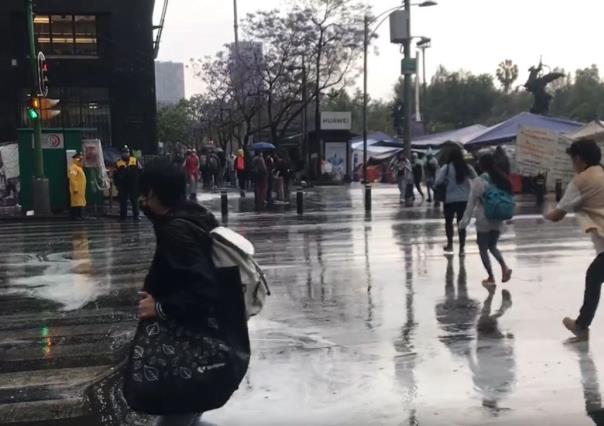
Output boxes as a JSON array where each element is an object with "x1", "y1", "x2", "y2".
[
  {"x1": 477, "y1": 231, "x2": 507, "y2": 278},
  {"x1": 444, "y1": 202, "x2": 467, "y2": 249},
  {"x1": 414, "y1": 179, "x2": 425, "y2": 198},
  {"x1": 397, "y1": 176, "x2": 406, "y2": 200},
  {"x1": 187, "y1": 175, "x2": 198, "y2": 198},
  {"x1": 155, "y1": 413, "x2": 200, "y2": 426},
  {"x1": 576, "y1": 253, "x2": 604, "y2": 329},
  {"x1": 237, "y1": 171, "x2": 246, "y2": 192}
]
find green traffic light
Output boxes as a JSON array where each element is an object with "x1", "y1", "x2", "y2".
[{"x1": 27, "y1": 107, "x2": 39, "y2": 121}]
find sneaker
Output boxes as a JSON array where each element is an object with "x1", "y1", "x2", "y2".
[
  {"x1": 563, "y1": 317, "x2": 589, "y2": 341},
  {"x1": 459, "y1": 249, "x2": 466, "y2": 257},
  {"x1": 482, "y1": 277, "x2": 496, "y2": 286},
  {"x1": 443, "y1": 245, "x2": 454, "y2": 254},
  {"x1": 502, "y1": 268, "x2": 513, "y2": 283}
]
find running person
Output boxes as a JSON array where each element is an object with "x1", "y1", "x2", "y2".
[
  {"x1": 460, "y1": 154, "x2": 513, "y2": 286},
  {"x1": 546, "y1": 139, "x2": 604, "y2": 341},
  {"x1": 435, "y1": 147, "x2": 477, "y2": 255}
]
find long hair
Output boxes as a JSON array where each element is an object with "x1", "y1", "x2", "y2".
[
  {"x1": 448, "y1": 147, "x2": 470, "y2": 184},
  {"x1": 479, "y1": 154, "x2": 512, "y2": 193}
]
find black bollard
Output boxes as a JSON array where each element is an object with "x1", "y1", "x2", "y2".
[
  {"x1": 555, "y1": 179, "x2": 563, "y2": 202},
  {"x1": 535, "y1": 174, "x2": 546, "y2": 207},
  {"x1": 221, "y1": 191, "x2": 228, "y2": 217},
  {"x1": 365, "y1": 185, "x2": 372, "y2": 212},
  {"x1": 297, "y1": 189, "x2": 304, "y2": 215}
]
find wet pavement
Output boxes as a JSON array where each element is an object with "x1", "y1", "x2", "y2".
[{"x1": 1, "y1": 185, "x2": 604, "y2": 425}]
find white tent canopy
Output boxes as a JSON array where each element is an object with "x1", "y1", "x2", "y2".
[
  {"x1": 350, "y1": 132, "x2": 401, "y2": 160},
  {"x1": 412, "y1": 124, "x2": 488, "y2": 148},
  {"x1": 569, "y1": 121, "x2": 604, "y2": 141}
]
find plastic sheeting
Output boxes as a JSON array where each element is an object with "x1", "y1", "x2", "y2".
[
  {"x1": 569, "y1": 121, "x2": 604, "y2": 142},
  {"x1": 465, "y1": 112, "x2": 582, "y2": 148},
  {"x1": 411, "y1": 124, "x2": 488, "y2": 148}
]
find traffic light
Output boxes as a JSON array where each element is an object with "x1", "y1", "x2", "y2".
[
  {"x1": 392, "y1": 101, "x2": 404, "y2": 129},
  {"x1": 37, "y1": 52, "x2": 49, "y2": 96},
  {"x1": 27, "y1": 97, "x2": 40, "y2": 121},
  {"x1": 40, "y1": 98, "x2": 60, "y2": 121}
]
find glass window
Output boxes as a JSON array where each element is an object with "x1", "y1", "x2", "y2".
[
  {"x1": 34, "y1": 14, "x2": 97, "y2": 57},
  {"x1": 74, "y1": 16, "x2": 97, "y2": 56},
  {"x1": 50, "y1": 15, "x2": 74, "y2": 55}
]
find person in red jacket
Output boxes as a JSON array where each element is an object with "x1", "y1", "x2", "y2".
[
  {"x1": 184, "y1": 149, "x2": 200, "y2": 201},
  {"x1": 235, "y1": 149, "x2": 246, "y2": 198}
]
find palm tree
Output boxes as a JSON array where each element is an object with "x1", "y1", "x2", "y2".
[{"x1": 496, "y1": 60, "x2": 519, "y2": 94}]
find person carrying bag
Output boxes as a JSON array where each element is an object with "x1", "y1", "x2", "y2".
[{"x1": 123, "y1": 161, "x2": 250, "y2": 425}]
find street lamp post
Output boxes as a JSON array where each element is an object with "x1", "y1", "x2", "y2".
[
  {"x1": 416, "y1": 37, "x2": 431, "y2": 120},
  {"x1": 415, "y1": 37, "x2": 432, "y2": 121},
  {"x1": 233, "y1": 0, "x2": 239, "y2": 49},
  {"x1": 362, "y1": 1, "x2": 436, "y2": 190}
]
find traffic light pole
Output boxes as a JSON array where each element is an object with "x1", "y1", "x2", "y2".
[
  {"x1": 25, "y1": 0, "x2": 51, "y2": 215},
  {"x1": 403, "y1": 0, "x2": 412, "y2": 159}
]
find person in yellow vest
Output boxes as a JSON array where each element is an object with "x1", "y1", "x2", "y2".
[
  {"x1": 114, "y1": 146, "x2": 142, "y2": 221},
  {"x1": 68, "y1": 152, "x2": 86, "y2": 220}
]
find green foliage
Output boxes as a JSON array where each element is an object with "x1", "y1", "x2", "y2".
[
  {"x1": 550, "y1": 65, "x2": 604, "y2": 122},
  {"x1": 421, "y1": 66, "x2": 498, "y2": 131},
  {"x1": 157, "y1": 100, "x2": 194, "y2": 146}
]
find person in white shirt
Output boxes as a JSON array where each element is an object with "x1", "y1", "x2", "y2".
[{"x1": 546, "y1": 139, "x2": 604, "y2": 341}]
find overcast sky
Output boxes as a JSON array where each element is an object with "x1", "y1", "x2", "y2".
[{"x1": 156, "y1": 0, "x2": 604, "y2": 101}]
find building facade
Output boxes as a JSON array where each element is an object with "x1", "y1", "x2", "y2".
[
  {"x1": 0, "y1": 0, "x2": 158, "y2": 153},
  {"x1": 155, "y1": 61, "x2": 185, "y2": 105}
]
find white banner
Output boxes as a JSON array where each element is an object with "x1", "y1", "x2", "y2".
[
  {"x1": 0, "y1": 144, "x2": 20, "y2": 180},
  {"x1": 515, "y1": 126, "x2": 558, "y2": 176},
  {"x1": 550, "y1": 135, "x2": 575, "y2": 186}
]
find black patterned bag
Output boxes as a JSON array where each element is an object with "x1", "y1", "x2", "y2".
[
  {"x1": 123, "y1": 318, "x2": 240, "y2": 415},
  {"x1": 124, "y1": 267, "x2": 250, "y2": 415}
]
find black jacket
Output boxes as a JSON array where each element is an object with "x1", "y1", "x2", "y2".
[{"x1": 144, "y1": 202, "x2": 220, "y2": 325}]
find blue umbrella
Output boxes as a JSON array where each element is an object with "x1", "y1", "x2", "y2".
[{"x1": 251, "y1": 142, "x2": 276, "y2": 151}]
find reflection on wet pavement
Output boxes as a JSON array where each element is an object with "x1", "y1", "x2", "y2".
[{"x1": 0, "y1": 186, "x2": 603, "y2": 425}]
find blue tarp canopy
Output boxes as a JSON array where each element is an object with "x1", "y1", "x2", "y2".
[
  {"x1": 350, "y1": 132, "x2": 401, "y2": 159},
  {"x1": 465, "y1": 112, "x2": 583, "y2": 148},
  {"x1": 350, "y1": 132, "x2": 397, "y2": 148},
  {"x1": 411, "y1": 124, "x2": 488, "y2": 149}
]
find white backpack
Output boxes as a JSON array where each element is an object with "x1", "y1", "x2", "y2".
[{"x1": 210, "y1": 227, "x2": 270, "y2": 319}]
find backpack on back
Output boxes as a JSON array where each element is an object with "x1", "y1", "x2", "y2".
[
  {"x1": 482, "y1": 176, "x2": 515, "y2": 221},
  {"x1": 210, "y1": 227, "x2": 270, "y2": 319}
]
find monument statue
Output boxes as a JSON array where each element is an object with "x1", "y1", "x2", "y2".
[{"x1": 524, "y1": 61, "x2": 565, "y2": 115}]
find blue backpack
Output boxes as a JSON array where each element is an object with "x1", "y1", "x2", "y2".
[{"x1": 482, "y1": 176, "x2": 515, "y2": 221}]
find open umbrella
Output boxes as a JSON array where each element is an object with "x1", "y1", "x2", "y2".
[{"x1": 251, "y1": 142, "x2": 276, "y2": 151}]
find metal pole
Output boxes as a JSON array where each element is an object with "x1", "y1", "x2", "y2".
[
  {"x1": 422, "y1": 46, "x2": 427, "y2": 102},
  {"x1": 363, "y1": 15, "x2": 369, "y2": 185},
  {"x1": 403, "y1": 0, "x2": 412, "y2": 159},
  {"x1": 26, "y1": 0, "x2": 51, "y2": 216},
  {"x1": 302, "y1": 57, "x2": 309, "y2": 172},
  {"x1": 415, "y1": 49, "x2": 421, "y2": 123},
  {"x1": 26, "y1": 0, "x2": 43, "y2": 179},
  {"x1": 233, "y1": 0, "x2": 239, "y2": 49}
]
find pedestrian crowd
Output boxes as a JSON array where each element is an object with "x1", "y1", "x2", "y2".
[
  {"x1": 64, "y1": 138, "x2": 604, "y2": 425},
  {"x1": 392, "y1": 140, "x2": 604, "y2": 344}
]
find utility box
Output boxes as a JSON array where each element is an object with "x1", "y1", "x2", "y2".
[
  {"x1": 17, "y1": 128, "x2": 96, "y2": 212},
  {"x1": 390, "y1": 10, "x2": 410, "y2": 44}
]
